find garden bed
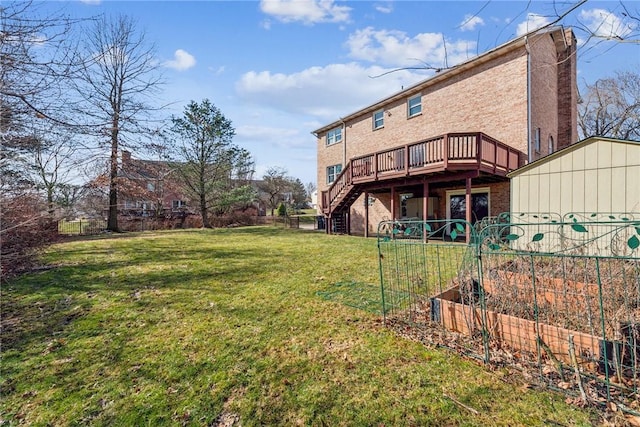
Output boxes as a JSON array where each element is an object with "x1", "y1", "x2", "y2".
[
  {"x1": 430, "y1": 269, "x2": 640, "y2": 377},
  {"x1": 430, "y1": 286, "x2": 601, "y2": 367}
]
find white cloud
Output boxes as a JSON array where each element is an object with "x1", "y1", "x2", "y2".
[
  {"x1": 164, "y1": 49, "x2": 196, "y2": 71},
  {"x1": 344, "y1": 27, "x2": 475, "y2": 68},
  {"x1": 374, "y1": 2, "x2": 393, "y2": 14},
  {"x1": 79, "y1": 0, "x2": 101, "y2": 4},
  {"x1": 579, "y1": 8, "x2": 633, "y2": 39},
  {"x1": 208, "y1": 65, "x2": 226, "y2": 76},
  {"x1": 516, "y1": 13, "x2": 551, "y2": 36},
  {"x1": 259, "y1": 0, "x2": 351, "y2": 25},
  {"x1": 236, "y1": 62, "x2": 426, "y2": 121},
  {"x1": 459, "y1": 14, "x2": 485, "y2": 32}
]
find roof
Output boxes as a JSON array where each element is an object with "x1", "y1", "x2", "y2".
[
  {"x1": 312, "y1": 26, "x2": 570, "y2": 136},
  {"x1": 507, "y1": 136, "x2": 640, "y2": 177}
]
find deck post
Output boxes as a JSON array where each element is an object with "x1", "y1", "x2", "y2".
[
  {"x1": 443, "y1": 134, "x2": 449, "y2": 170},
  {"x1": 374, "y1": 154, "x2": 378, "y2": 180},
  {"x1": 391, "y1": 186, "x2": 397, "y2": 220},
  {"x1": 494, "y1": 139, "x2": 498, "y2": 174},
  {"x1": 404, "y1": 145, "x2": 410, "y2": 175},
  {"x1": 364, "y1": 191, "x2": 369, "y2": 238},
  {"x1": 423, "y1": 181, "x2": 429, "y2": 244},
  {"x1": 477, "y1": 132, "x2": 483, "y2": 168},
  {"x1": 465, "y1": 177, "x2": 472, "y2": 243}
]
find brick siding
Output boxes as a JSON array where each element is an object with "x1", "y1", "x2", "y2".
[{"x1": 316, "y1": 28, "x2": 577, "y2": 230}]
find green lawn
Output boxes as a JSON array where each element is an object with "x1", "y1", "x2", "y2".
[{"x1": 1, "y1": 227, "x2": 598, "y2": 426}]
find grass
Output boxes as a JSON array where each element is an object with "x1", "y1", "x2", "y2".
[{"x1": 1, "y1": 227, "x2": 598, "y2": 426}]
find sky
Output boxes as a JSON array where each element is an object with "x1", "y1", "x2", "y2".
[{"x1": 40, "y1": 0, "x2": 640, "y2": 185}]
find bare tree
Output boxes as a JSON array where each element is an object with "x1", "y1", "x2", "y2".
[
  {"x1": 578, "y1": 70, "x2": 640, "y2": 140},
  {"x1": 1, "y1": 1, "x2": 85, "y2": 195},
  {"x1": 0, "y1": 2, "x2": 85, "y2": 276},
  {"x1": 258, "y1": 167, "x2": 290, "y2": 217},
  {"x1": 75, "y1": 14, "x2": 163, "y2": 231},
  {"x1": 29, "y1": 126, "x2": 79, "y2": 216},
  {"x1": 0, "y1": 1, "x2": 81, "y2": 130},
  {"x1": 573, "y1": 1, "x2": 640, "y2": 44},
  {"x1": 305, "y1": 182, "x2": 317, "y2": 201},
  {"x1": 169, "y1": 99, "x2": 255, "y2": 228}
]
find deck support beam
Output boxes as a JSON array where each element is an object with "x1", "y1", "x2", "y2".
[
  {"x1": 364, "y1": 191, "x2": 369, "y2": 238},
  {"x1": 423, "y1": 181, "x2": 429, "y2": 244},
  {"x1": 391, "y1": 186, "x2": 397, "y2": 220},
  {"x1": 465, "y1": 177, "x2": 472, "y2": 243}
]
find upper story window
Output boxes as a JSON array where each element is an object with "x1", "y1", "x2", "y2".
[
  {"x1": 147, "y1": 182, "x2": 155, "y2": 192},
  {"x1": 407, "y1": 95, "x2": 422, "y2": 118},
  {"x1": 534, "y1": 127, "x2": 541, "y2": 153},
  {"x1": 327, "y1": 164, "x2": 342, "y2": 184},
  {"x1": 548, "y1": 135, "x2": 554, "y2": 154},
  {"x1": 373, "y1": 110, "x2": 384, "y2": 130},
  {"x1": 326, "y1": 127, "x2": 342, "y2": 146}
]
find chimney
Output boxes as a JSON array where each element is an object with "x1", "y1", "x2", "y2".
[
  {"x1": 122, "y1": 150, "x2": 131, "y2": 164},
  {"x1": 556, "y1": 28, "x2": 578, "y2": 149}
]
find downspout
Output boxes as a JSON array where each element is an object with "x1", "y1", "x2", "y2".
[
  {"x1": 339, "y1": 117, "x2": 347, "y2": 234},
  {"x1": 339, "y1": 117, "x2": 347, "y2": 166},
  {"x1": 525, "y1": 35, "x2": 532, "y2": 164}
]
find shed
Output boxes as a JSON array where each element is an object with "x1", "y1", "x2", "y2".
[{"x1": 508, "y1": 136, "x2": 640, "y2": 216}]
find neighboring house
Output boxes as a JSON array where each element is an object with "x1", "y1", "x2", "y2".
[
  {"x1": 509, "y1": 136, "x2": 640, "y2": 215},
  {"x1": 119, "y1": 151, "x2": 266, "y2": 219},
  {"x1": 119, "y1": 150, "x2": 191, "y2": 218},
  {"x1": 313, "y1": 26, "x2": 577, "y2": 236}
]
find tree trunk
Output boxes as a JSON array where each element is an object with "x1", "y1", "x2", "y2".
[
  {"x1": 107, "y1": 127, "x2": 119, "y2": 232},
  {"x1": 47, "y1": 186, "x2": 55, "y2": 217},
  {"x1": 200, "y1": 194, "x2": 210, "y2": 228}
]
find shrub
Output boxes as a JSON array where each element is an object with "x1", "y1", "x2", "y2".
[
  {"x1": 277, "y1": 203, "x2": 287, "y2": 217},
  {"x1": 1, "y1": 193, "x2": 59, "y2": 279}
]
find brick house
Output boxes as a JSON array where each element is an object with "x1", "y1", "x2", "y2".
[
  {"x1": 119, "y1": 151, "x2": 266, "y2": 221},
  {"x1": 313, "y1": 26, "x2": 578, "y2": 236},
  {"x1": 119, "y1": 150, "x2": 191, "y2": 218}
]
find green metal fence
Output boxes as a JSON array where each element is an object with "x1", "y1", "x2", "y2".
[
  {"x1": 377, "y1": 219, "x2": 483, "y2": 358},
  {"x1": 378, "y1": 214, "x2": 640, "y2": 411}
]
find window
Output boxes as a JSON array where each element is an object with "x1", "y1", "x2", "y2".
[
  {"x1": 534, "y1": 127, "x2": 541, "y2": 153},
  {"x1": 326, "y1": 164, "x2": 342, "y2": 184},
  {"x1": 407, "y1": 95, "x2": 422, "y2": 117},
  {"x1": 147, "y1": 182, "x2": 155, "y2": 192},
  {"x1": 326, "y1": 127, "x2": 342, "y2": 146},
  {"x1": 548, "y1": 135, "x2": 554, "y2": 154},
  {"x1": 373, "y1": 110, "x2": 384, "y2": 130},
  {"x1": 172, "y1": 200, "x2": 187, "y2": 209}
]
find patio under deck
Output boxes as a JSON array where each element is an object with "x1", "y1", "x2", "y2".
[{"x1": 321, "y1": 132, "x2": 527, "y2": 237}]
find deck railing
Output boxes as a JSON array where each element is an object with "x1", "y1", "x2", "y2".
[{"x1": 322, "y1": 132, "x2": 526, "y2": 213}]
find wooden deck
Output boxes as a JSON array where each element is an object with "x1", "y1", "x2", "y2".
[{"x1": 322, "y1": 132, "x2": 526, "y2": 215}]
